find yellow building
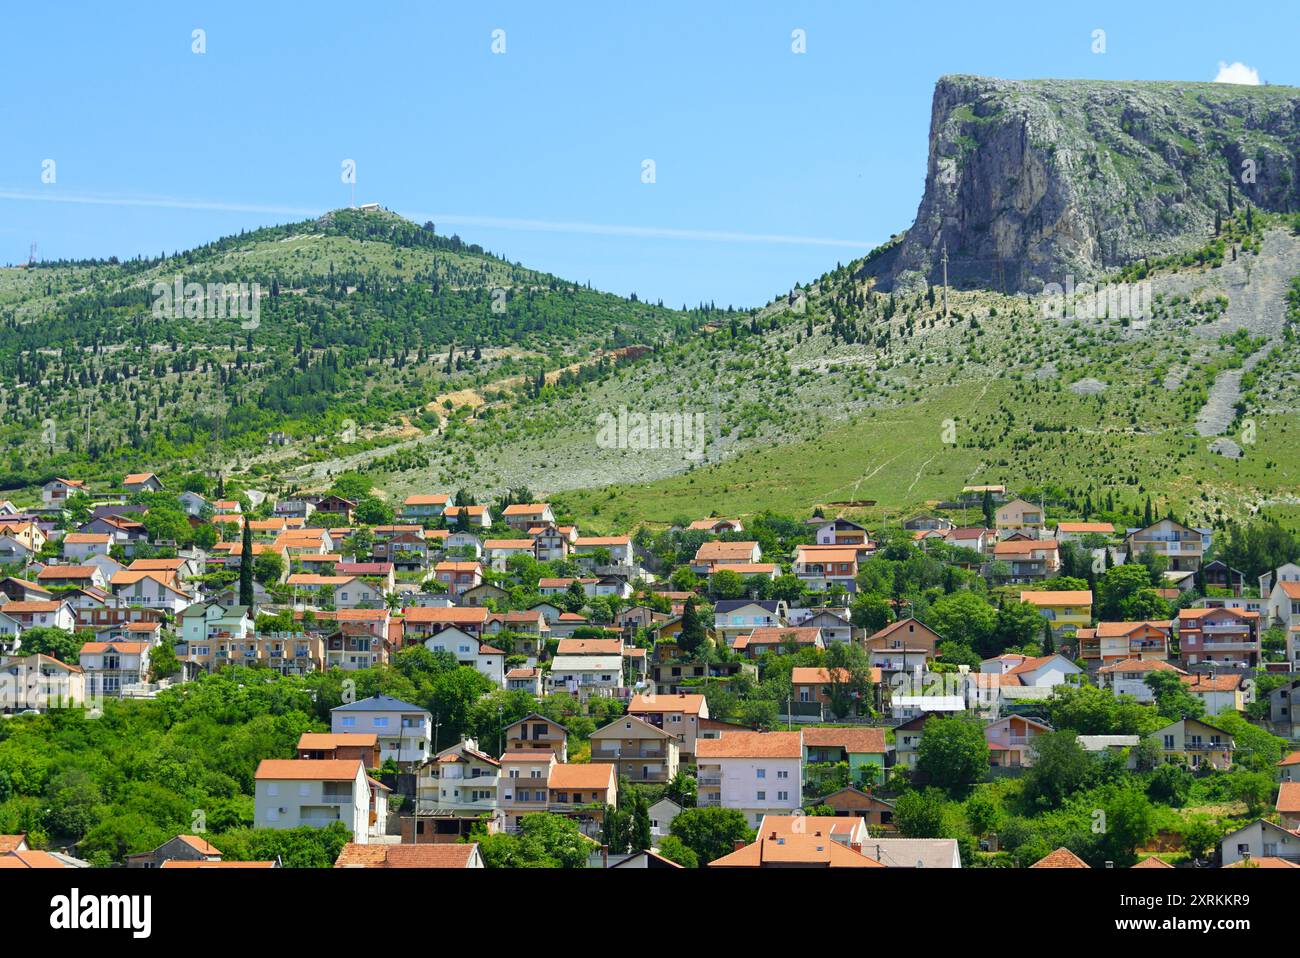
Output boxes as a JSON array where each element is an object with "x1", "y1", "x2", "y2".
[{"x1": 1020, "y1": 590, "x2": 1092, "y2": 637}]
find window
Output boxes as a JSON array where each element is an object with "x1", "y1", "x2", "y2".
[
  {"x1": 756, "y1": 768, "x2": 766, "y2": 779},
  {"x1": 756, "y1": 791, "x2": 766, "y2": 801},
  {"x1": 777, "y1": 791, "x2": 789, "y2": 801}
]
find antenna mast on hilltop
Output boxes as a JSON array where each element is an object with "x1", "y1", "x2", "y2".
[{"x1": 28, "y1": 242, "x2": 36, "y2": 266}]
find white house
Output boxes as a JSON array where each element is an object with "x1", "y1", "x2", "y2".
[
  {"x1": 109, "y1": 571, "x2": 193, "y2": 614},
  {"x1": 180, "y1": 601, "x2": 254, "y2": 647},
  {"x1": 547, "y1": 654, "x2": 624, "y2": 699},
  {"x1": 253, "y1": 759, "x2": 379, "y2": 843},
  {"x1": 1219, "y1": 818, "x2": 1300, "y2": 867},
  {"x1": 78, "y1": 639, "x2": 152, "y2": 698},
  {"x1": 62, "y1": 533, "x2": 113, "y2": 561},
  {"x1": 695, "y1": 731, "x2": 803, "y2": 828},
  {"x1": 331, "y1": 694, "x2": 432, "y2": 766},
  {"x1": 422, "y1": 628, "x2": 506, "y2": 687}
]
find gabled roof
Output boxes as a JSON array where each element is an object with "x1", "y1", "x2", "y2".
[
  {"x1": 254, "y1": 759, "x2": 363, "y2": 782},
  {"x1": 709, "y1": 831, "x2": 884, "y2": 868},
  {"x1": 1018, "y1": 590, "x2": 1092, "y2": 606},
  {"x1": 1277, "y1": 782, "x2": 1300, "y2": 815},
  {"x1": 334, "y1": 843, "x2": 479, "y2": 868},
  {"x1": 332, "y1": 694, "x2": 428, "y2": 714},
  {"x1": 696, "y1": 731, "x2": 801, "y2": 759},
  {"x1": 628, "y1": 692, "x2": 705, "y2": 715},
  {"x1": 547, "y1": 763, "x2": 616, "y2": 791},
  {"x1": 801, "y1": 726, "x2": 887, "y2": 754},
  {"x1": 1031, "y1": 847, "x2": 1090, "y2": 868},
  {"x1": 1132, "y1": 856, "x2": 1174, "y2": 868}
]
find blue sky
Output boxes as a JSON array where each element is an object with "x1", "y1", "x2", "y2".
[{"x1": 1, "y1": 1, "x2": 1294, "y2": 307}]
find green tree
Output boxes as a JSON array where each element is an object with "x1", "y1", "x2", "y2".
[
  {"x1": 238, "y1": 518, "x2": 254, "y2": 607},
  {"x1": 915, "y1": 717, "x2": 989, "y2": 797},
  {"x1": 12, "y1": 626, "x2": 81, "y2": 663},
  {"x1": 1023, "y1": 731, "x2": 1096, "y2": 810},
  {"x1": 656, "y1": 834, "x2": 698, "y2": 868},
  {"x1": 894, "y1": 788, "x2": 953, "y2": 838},
  {"x1": 668, "y1": 806, "x2": 752, "y2": 867}
]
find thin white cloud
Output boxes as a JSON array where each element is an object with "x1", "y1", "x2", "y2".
[
  {"x1": 0, "y1": 188, "x2": 871, "y2": 250},
  {"x1": 1214, "y1": 61, "x2": 1261, "y2": 85}
]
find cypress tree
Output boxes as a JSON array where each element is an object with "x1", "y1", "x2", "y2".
[{"x1": 239, "y1": 517, "x2": 254, "y2": 607}]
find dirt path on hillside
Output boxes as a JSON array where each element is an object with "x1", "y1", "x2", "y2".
[{"x1": 1195, "y1": 230, "x2": 1300, "y2": 438}]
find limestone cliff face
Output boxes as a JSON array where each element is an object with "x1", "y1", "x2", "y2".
[{"x1": 872, "y1": 75, "x2": 1300, "y2": 293}]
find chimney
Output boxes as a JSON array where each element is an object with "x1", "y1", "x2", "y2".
[
  {"x1": 735, "y1": 839, "x2": 748, "y2": 851},
  {"x1": 600, "y1": 844, "x2": 609, "y2": 868}
]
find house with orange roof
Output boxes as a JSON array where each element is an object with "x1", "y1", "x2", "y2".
[
  {"x1": 696, "y1": 731, "x2": 803, "y2": 826},
  {"x1": 482, "y1": 537, "x2": 536, "y2": 571},
  {"x1": 628, "y1": 692, "x2": 710, "y2": 760},
  {"x1": 335, "y1": 842, "x2": 484, "y2": 868},
  {"x1": 801, "y1": 726, "x2": 888, "y2": 787},
  {"x1": 41, "y1": 478, "x2": 86, "y2": 507},
  {"x1": 1219, "y1": 818, "x2": 1300, "y2": 867},
  {"x1": 864, "y1": 618, "x2": 941, "y2": 673},
  {"x1": 402, "y1": 605, "x2": 489, "y2": 641},
  {"x1": 789, "y1": 667, "x2": 881, "y2": 723},
  {"x1": 61, "y1": 532, "x2": 113, "y2": 561},
  {"x1": 125, "y1": 834, "x2": 223, "y2": 868},
  {"x1": 1180, "y1": 671, "x2": 1251, "y2": 716},
  {"x1": 506, "y1": 666, "x2": 543, "y2": 695},
  {"x1": 709, "y1": 819, "x2": 884, "y2": 868},
  {"x1": 443, "y1": 504, "x2": 493, "y2": 529},
  {"x1": 689, "y1": 517, "x2": 744, "y2": 534},
  {"x1": 497, "y1": 750, "x2": 557, "y2": 824},
  {"x1": 78, "y1": 640, "x2": 152, "y2": 698},
  {"x1": 122, "y1": 472, "x2": 163, "y2": 494},
  {"x1": 547, "y1": 762, "x2": 617, "y2": 830},
  {"x1": 0, "y1": 652, "x2": 84, "y2": 712},
  {"x1": 985, "y1": 714, "x2": 1053, "y2": 768},
  {"x1": 1054, "y1": 521, "x2": 1116, "y2": 541},
  {"x1": 36, "y1": 564, "x2": 107, "y2": 591},
  {"x1": 1279, "y1": 749, "x2": 1300, "y2": 783},
  {"x1": 501, "y1": 502, "x2": 554, "y2": 531},
  {"x1": 253, "y1": 758, "x2": 385, "y2": 843},
  {"x1": 398, "y1": 493, "x2": 450, "y2": 522},
  {"x1": 991, "y1": 538, "x2": 1060, "y2": 581},
  {"x1": 0, "y1": 521, "x2": 46, "y2": 562},
  {"x1": 432, "y1": 560, "x2": 483, "y2": 598},
  {"x1": 1031, "y1": 846, "x2": 1090, "y2": 868},
  {"x1": 573, "y1": 534, "x2": 635, "y2": 567},
  {"x1": 109, "y1": 569, "x2": 193, "y2": 614},
  {"x1": 1277, "y1": 782, "x2": 1300, "y2": 830},
  {"x1": 1076, "y1": 619, "x2": 1172, "y2": 669},
  {"x1": 331, "y1": 694, "x2": 431, "y2": 766},
  {"x1": 1266, "y1": 578, "x2": 1300, "y2": 637},
  {"x1": 421, "y1": 627, "x2": 506, "y2": 686},
  {"x1": 731, "y1": 626, "x2": 824, "y2": 658},
  {"x1": 793, "y1": 544, "x2": 860, "y2": 592},
  {"x1": 416, "y1": 738, "x2": 502, "y2": 816},
  {"x1": 1096, "y1": 657, "x2": 1186, "y2": 702},
  {"x1": 0, "y1": 598, "x2": 77, "y2": 633},
  {"x1": 530, "y1": 523, "x2": 572, "y2": 562},
  {"x1": 297, "y1": 732, "x2": 381, "y2": 766},
  {"x1": 1019, "y1": 589, "x2": 1092, "y2": 638},
  {"x1": 995, "y1": 497, "x2": 1044, "y2": 537},
  {"x1": 1176, "y1": 606, "x2": 1259, "y2": 668},
  {"x1": 0, "y1": 848, "x2": 82, "y2": 868},
  {"x1": 590, "y1": 714, "x2": 680, "y2": 784},
  {"x1": 690, "y1": 540, "x2": 761, "y2": 574}
]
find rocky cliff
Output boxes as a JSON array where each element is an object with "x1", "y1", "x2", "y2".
[{"x1": 871, "y1": 75, "x2": 1300, "y2": 293}]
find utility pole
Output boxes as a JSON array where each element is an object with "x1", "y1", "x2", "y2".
[{"x1": 941, "y1": 241, "x2": 950, "y2": 319}]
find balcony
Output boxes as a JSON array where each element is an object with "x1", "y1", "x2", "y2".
[
  {"x1": 1200, "y1": 641, "x2": 1257, "y2": 653},
  {"x1": 1183, "y1": 742, "x2": 1228, "y2": 751},
  {"x1": 591, "y1": 746, "x2": 666, "y2": 760},
  {"x1": 697, "y1": 773, "x2": 722, "y2": 786},
  {"x1": 697, "y1": 795, "x2": 721, "y2": 807}
]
